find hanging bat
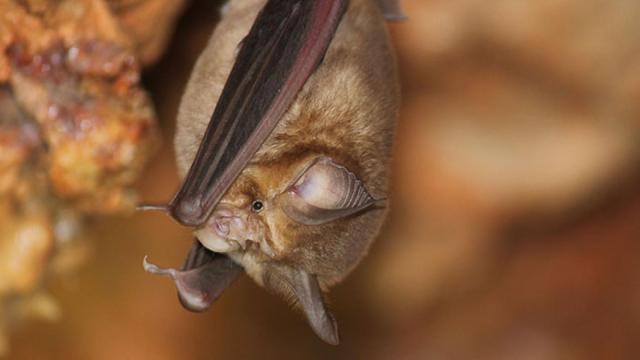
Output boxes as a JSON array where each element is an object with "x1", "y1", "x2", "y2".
[{"x1": 142, "y1": 0, "x2": 403, "y2": 345}]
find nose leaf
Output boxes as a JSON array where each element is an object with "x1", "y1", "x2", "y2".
[
  {"x1": 195, "y1": 210, "x2": 251, "y2": 253},
  {"x1": 195, "y1": 220, "x2": 239, "y2": 253}
]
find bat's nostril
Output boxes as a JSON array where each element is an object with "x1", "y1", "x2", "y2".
[{"x1": 215, "y1": 221, "x2": 230, "y2": 236}]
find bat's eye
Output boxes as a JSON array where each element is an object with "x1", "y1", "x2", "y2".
[{"x1": 251, "y1": 200, "x2": 265, "y2": 212}]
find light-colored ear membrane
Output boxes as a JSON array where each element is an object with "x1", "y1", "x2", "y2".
[
  {"x1": 264, "y1": 266, "x2": 339, "y2": 345},
  {"x1": 277, "y1": 157, "x2": 384, "y2": 225}
]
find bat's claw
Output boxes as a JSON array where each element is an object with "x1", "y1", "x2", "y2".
[{"x1": 136, "y1": 204, "x2": 170, "y2": 212}]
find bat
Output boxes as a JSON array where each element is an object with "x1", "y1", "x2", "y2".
[{"x1": 142, "y1": 0, "x2": 403, "y2": 345}]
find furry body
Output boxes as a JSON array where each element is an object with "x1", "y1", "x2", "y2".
[
  {"x1": 145, "y1": 2, "x2": 404, "y2": 344},
  {"x1": 175, "y1": 0, "x2": 399, "y2": 290}
]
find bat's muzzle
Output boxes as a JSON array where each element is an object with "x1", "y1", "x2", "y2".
[
  {"x1": 194, "y1": 207, "x2": 248, "y2": 253},
  {"x1": 194, "y1": 205, "x2": 277, "y2": 258}
]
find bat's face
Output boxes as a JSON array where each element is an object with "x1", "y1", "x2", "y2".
[
  {"x1": 143, "y1": 149, "x2": 386, "y2": 345},
  {"x1": 194, "y1": 152, "x2": 382, "y2": 286}
]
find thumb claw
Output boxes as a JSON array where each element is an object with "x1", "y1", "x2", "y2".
[{"x1": 136, "y1": 204, "x2": 170, "y2": 212}]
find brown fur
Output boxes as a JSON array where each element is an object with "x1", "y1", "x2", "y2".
[{"x1": 174, "y1": 0, "x2": 399, "y2": 290}]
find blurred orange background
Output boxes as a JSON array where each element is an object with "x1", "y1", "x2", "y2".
[{"x1": 11, "y1": 0, "x2": 640, "y2": 358}]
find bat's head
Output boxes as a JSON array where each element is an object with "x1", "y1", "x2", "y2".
[
  {"x1": 144, "y1": 148, "x2": 388, "y2": 345},
  {"x1": 194, "y1": 153, "x2": 384, "y2": 283},
  {"x1": 190, "y1": 152, "x2": 385, "y2": 345}
]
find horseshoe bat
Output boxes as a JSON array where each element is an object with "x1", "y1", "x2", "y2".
[{"x1": 142, "y1": 0, "x2": 403, "y2": 345}]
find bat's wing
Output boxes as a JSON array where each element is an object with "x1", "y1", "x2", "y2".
[
  {"x1": 375, "y1": 0, "x2": 407, "y2": 21},
  {"x1": 143, "y1": 241, "x2": 243, "y2": 312},
  {"x1": 169, "y1": 0, "x2": 348, "y2": 227}
]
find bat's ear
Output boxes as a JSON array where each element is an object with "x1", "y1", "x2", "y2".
[
  {"x1": 277, "y1": 157, "x2": 384, "y2": 225},
  {"x1": 264, "y1": 265, "x2": 339, "y2": 345}
]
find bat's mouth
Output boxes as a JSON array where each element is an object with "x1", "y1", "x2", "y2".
[{"x1": 143, "y1": 241, "x2": 243, "y2": 312}]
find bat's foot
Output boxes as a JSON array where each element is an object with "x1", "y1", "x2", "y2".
[{"x1": 141, "y1": 247, "x2": 243, "y2": 313}]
